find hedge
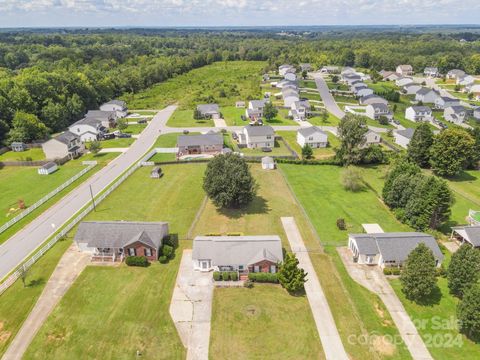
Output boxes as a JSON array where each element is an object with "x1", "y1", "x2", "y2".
[
  {"x1": 126, "y1": 256, "x2": 149, "y2": 267},
  {"x1": 159, "y1": 255, "x2": 168, "y2": 264},
  {"x1": 213, "y1": 271, "x2": 240, "y2": 281},
  {"x1": 248, "y1": 272, "x2": 279, "y2": 283},
  {"x1": 383, "y1": 267, "x2": 401, "y2": 275},
  {"x1": 274, "y1": 158, "x2": 341, "y2": 166}
]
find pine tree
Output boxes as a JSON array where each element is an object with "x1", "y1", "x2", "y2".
[
  {"x1": 301, "y1": 144, "x2": 313, "y2": 159},
  {"x1": 407, "y1": 123, "x2": 434, "y2": 168},
  {"x1": 278, "y1": 252, "x2": 308, "y2": 293},
  {"x1": 448, "y1": 244, "x2": 480, "y2": 298},
  {"x1": 458, "y1": 283, "x2": 480, "y2": 340},
  {"x1": 400, "y1": 243, "x2": 437, "y2": 302}
]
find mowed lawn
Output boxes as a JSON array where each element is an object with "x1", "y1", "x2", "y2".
[
  {"x1": 167, "y1": 109, "x2": 214, "y2": 128},
  {"x1": 210, "y1": 285, "x2": 325, "y2": 360},
  {"x1": 240, "y1": 139, "x2": 293, "y2": 157},
  {"x1": 278, "y1": 130, "x2": 339, "y2": 159},
  {"x1": 24, "y1": 243, "x2": 187, "y2": 360},
  {"x1": 0, "y1": 148, "x2": 46, "y2": 162}
]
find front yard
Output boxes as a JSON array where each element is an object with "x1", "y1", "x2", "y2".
[
  {"x1": 167, "y1": 109, "x2": 214, "y2": 128},
  {"x1": 277, "y1": 130, "x2": 339, "y2": 159},
  {"x1": 100, "y1": 137, "x2": 136, "y2": 148},
  {"x1": 210, "y1": 285, "x2": 325, "y2": 359}
]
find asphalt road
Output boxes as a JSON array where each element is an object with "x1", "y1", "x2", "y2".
[
  {"x1": 313, "y1": 75, "x2": 346, "y2": 119},
  {"x1": 0, "y1": 105, "x2": 177, "y2": 281}
]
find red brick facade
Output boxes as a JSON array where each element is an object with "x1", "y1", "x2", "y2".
[
  {"x1": 124, "y1": 241, "x2": 158, "y2": 261},
  {"x1": 248, "y1": 259, "x2": 277, "y2": 273}
]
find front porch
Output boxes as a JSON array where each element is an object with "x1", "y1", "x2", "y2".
[{"x1": 91, "y1": 248, "x2": 124, "y2": 263}]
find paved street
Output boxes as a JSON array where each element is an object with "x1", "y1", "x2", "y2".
[
  {"x1": 281, "y1": 217, "x2": 348, "y2": 360},
  {"x1": 0, "y1": 105, "x2": 177, "y2": 281},
  {"x1": 312, "y1": 74, "x2": 346, "y2": 119}
]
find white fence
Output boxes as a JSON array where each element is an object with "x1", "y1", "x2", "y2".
[
  {"x1": 0, "y1": 157, "x2": 149, "y2": 296},
  {"x1": 0, "y1": 162, "x2": 98, "y2": 235}
]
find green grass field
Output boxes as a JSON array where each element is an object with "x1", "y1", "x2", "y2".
[
  {"x1": 308, "y1": 112, "x2": 341, "y2": 126},
  {"x1": 210, "y1": 285, "x2": 325, "y2": 359},
  {"x1": 0, "y1": 148, "x2": 46, "y2": 162},
  {"x1": 240, "y1": 139, "x2": 293, "y2": 157},
  {"x1": 167, "y1": 109, "x2": 214, "y2": 128},
  {"x1": 123, "y1": 61, "x2": 265, "y2": 110},
  {"x1": 367, "y1": 81, "x2": 399, "y2": 93},
  {"x1": 123, "y1": 123, "x2": 147, "y2": 135},
  {"x1": 277, "y1": 130, "x2": 339, "y2": 159},
  {"x1": 299, "y1": 79, "x2": 317, "y2": 89},
  {"x1": 100, "y1": 137, "x2": 136, "y2": 148},
  {"x1": 25, "y1": 244, "x2": 187, "y2": 360},
  {"x1": 300, "y1": 91, "x2": 322, "y2": 101},
  {"x1": 222, "y1": 106, "x2": 247, "y2": 126}
]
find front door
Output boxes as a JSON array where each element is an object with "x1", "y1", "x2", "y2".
[{"x1": 200, "y1": 260, "x2": 210, "y2": 270}]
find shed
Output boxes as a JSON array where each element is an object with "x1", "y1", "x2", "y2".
[
  {"x1": 261, "y1": 156, "x2": 275, "y2": 170},
  {"x1": 150, "y1": 166, "x2": 163, "y2": 179},
  {"x1": 38, "y1": 161, "x2": 58, "y2": 175},
  {"x1": 11, "y1": 142, "x2": 27, "y2": 152}
]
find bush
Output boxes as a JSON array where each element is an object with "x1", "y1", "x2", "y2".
[
  {"x1": 336, "y1": 218, "x2": 346, "y2": 230},
  {"x1": 226, "y1": 232, "x2": 243, "y2": 236},
  {"x1": 162, "y1": 244, "x2": 174, "y2": 259},
  {"x1": 126, "y1": 256, "x2": 149, "y2": 267},
  {"x1": 213, "y1": 271, "x2": 221, "y2": 281},
  {"x1": 342, "y1": 167, "x2": 364, "y2": 192},
  {"x1": 383, "y1": 268, "x2": 392, "y2": 275},
  {"x1": 158, "y1": 256, "x2": 168, "y2": 264},
  {"x1": 221, "y1": 272, "x2": 230, "y2": 281},
  {"x1": 244, "y1": 280, "x2": 254, "y2": 288},
  {"x1": 230, "y1": 272, "x2": 238, "y2": 281},
  {"x1": 248, "y1": 272, "x2": 279, "y2": 283},
  {"x1": 436, "y1": 265, "x2": 447, "y2": 278},
  {"x1": 384, "y1": 268, "x2": 401, "y2": 275}
]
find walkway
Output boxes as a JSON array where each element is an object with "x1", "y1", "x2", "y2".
[
  {"x1": 169, "y1": 250, "x2": 213, "y2": 360},
  {"x1": 281, "y1": 217, "x2": 348, "y2": 360},
  {"x1": 312, "y1": 75, "x2": 346, "y2": 119},
  {"x1": 0, "y1": 106, "x2": 177, "y2": 281},
  {"x1": 2, "y1": 244, "x2": 89, "y2": 360},
  {"x1": 337, "y1": 247, "x2": 433, "y2": 360},
  {"x1": 98, "y1": 148, "x2": 128, "y2": 153}
]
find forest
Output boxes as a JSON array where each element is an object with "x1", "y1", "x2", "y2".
[{"x1": 0, "y1": 28, "x2": 480, "y2": 144}]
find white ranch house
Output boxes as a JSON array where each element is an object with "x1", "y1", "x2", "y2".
[{"x1": 415, "y1": 88, "x2": 440, "y2": 104}]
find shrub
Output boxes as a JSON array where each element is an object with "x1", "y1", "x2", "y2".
[
  {"x1": 126, "y1": 256, "x2": 149, "y2": 267},
  {"x1": 336, "y1": 218, "x2": 346, "y2": 230},
  {"x1": 162, "y1": 244, "x2": 174, "y2": 259},
  {"x1": 221, "y1": 272, "x2": 230, "y2": 281},
  {"x1": 244, "y1": 280, "x2": 254, "y2": 288},
  {"x1": 342, "y1": 167, "x2": 364, "y2": 192},
  {"x1": 158, "y1": 256, "x2": 168, "y2": 264},
  {"x1": 230, "y1": 272, "x2": 238, "y2": 281},
  {"x1": 205, "y1": 232, "x2": 222, "y2": 236},
  {"x1": 213, "y1": 271, "x2": 221, "y2": 281},
  {"x1": 248, "y1": 272, "x2": 279, "y2": 283},
  {"x1": 383, "y1": 268, "x2": 392, "y2": 275},
  {"x1": 226, "y1": 232, "x2": 243, "y2": 236}
]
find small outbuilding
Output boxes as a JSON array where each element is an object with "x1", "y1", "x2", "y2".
[
  {"x1": 235, "y1": 101, "x2": 246, "y2": 108},
  {"x1": 150, "y1": 166, "x2": 163, "y2": 179},
  {"x1": 11, "y1": 142, "x2": 27, "y2": 152},
  {"x1": 261, "y1": 156, "x2": 275, "y2": 170},
  {"x1": 38, "y1": 161, "x2": 58, "y2": 175}
]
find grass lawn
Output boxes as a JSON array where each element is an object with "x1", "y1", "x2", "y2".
[
  {"x1": 210, "y1": 285, "x2": 325, "y2": 359},
  {"x1": 277, "y1": 130, "x2": 339, "y2": 159},
  {"x1": 167, "y1": 109, "x2": 214, "y2": 128},
  {"x1": 240, "y1": 139, "x2": 293, "y2": 157},
  {"x1": 367, "y1": 81, "x2": 399, "y2": 93},
  {"x1": 0, "y1": 238, "x2": 71, "y2": 357},
  {"x1": 299, "y1": 79, "x2": 317, "y2": 89},
  {"x1": 301, "y1": 91, "x2": 322, "y2": 101},
  {"x1": 25, "y1": 244, "x2": 187, "y2": 360},
  {"x1": 390, "y1": 278, "x2": 480, "y2": 359},
  {"x1": 261, "y1": 108, "x2": 297, "y2": 126},
  {"x1": 0, "y1": 148, "x2": 46, "y2": 162},
  {"x1": 333, "y1": 94, "x2": 358, "y2": 104},
  {"x1": 123, "y1": 123, "x2": 147, "y2": 135},
  {"x1": 100, "y1": 137, "x2": 135, "y2": 148},
  {"x1": 123, "y1": 61, "x2": 265, "y2": 109},
  {"x1": 308, "y1": 112, "x2": 341, "y2": 126},
  {"x1": 222, "y1": 106, "x2": 247, "y2": 126}
]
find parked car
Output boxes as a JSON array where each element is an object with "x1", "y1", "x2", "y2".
[
  {"x1": 261, "y1": 147, "x2": 272, "y2": 152},
  {"x1": 116, "y1": 133, "x2": 132, "y2": 138},
  {"x1": 101, "y1": 133, "x2": 115, "y2": 140},
  {"x1": 137, "y1": 118, "x2": 147, "y2": 124}
]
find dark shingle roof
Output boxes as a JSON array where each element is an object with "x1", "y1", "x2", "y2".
[
  {"x1": 298, "y1": 126, "x2": 327, "y2": 138},
  {"x1": 54, "y1": 131, "x2": 79, "y2": 145},
  {"x1": 197, "y1": 104, "x2": 219, "y2": 114},
  {"x1": 396, "y1": 128, "x2": 415, "y2": 140},
  {"x1": 244, "y1": 125, "x2": 274, "y2": 137},
  {"x1": 85, "y1": 110, "x2": 115, "y2": 120},
  {"x1": 41, "y1": 161, "x2": 57, "y2": 170},
  {"x1": 177, "y1": 134, "x2": 223, "y2": 147}
]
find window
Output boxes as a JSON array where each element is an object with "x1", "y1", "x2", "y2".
[
  {"x1": 308, "y1": 136, "x2": 313, "y2": 140},
  {"x1": 128, "y1": 248, "x2": 136, "y2": 256},
  {"x1": 266, "y1": 136, "x2": 271, "y2": 140},
  {"x1": 238, "y1": 265, "x2": 244, "y2": 270},
  {"x1": 145, "y1": 248, "x2": 152, "y2": 257}
]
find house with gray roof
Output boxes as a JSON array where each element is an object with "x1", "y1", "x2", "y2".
[
  {"x1": 396, "y1": 64, "x2": 413, "y2": 76},
  {"x1": 451, "y1": 226, "x2": 480, "y2": 248},
  {"x1": 75, "y1": 221, "x2": 169, "y2": 262},
  {"x1": 366, "y1": 103, "x2": 393, "y2": 121},
  {"x1": 100, "y1": 99, "x2": 128, "y2": 118},
  {"x1": 424, "y1": 67, "x2": 439, "y2": 77},
  {"x1": 192, "y1": 235, "x2": 283, "y2": 273},
  {"x1": 403, "y1": 84, "x2": 422, "y2": 95},
  {"x1": 447, "y1": 69, "x2": 466, "y2": 80},
  {"x1": 246, "y1": 99, "x2": 268, "y2": 120},
  {"x1": 434, "y1": 96, "x2": 460, "y2": 110},
  {"x1": 42, "y1": 131, "x2": 84, "y2": 160},
  {"x1": 38, "y1": 161, "x2": 58, "y2": 175},
  {"x1": 444, "y1": 105, "x2": 466, "y2": 124},
  {"x1": 297, "y1": 126, "x2": 328, "y2": 148},
  {"x1": 359, "y1": 94, "x2": 388, "y2": 106},
  {"x1": 394, "y1": 128, "x2": 415, "y2": 149},
  {"x1": 474, "y1": 107, "x2": 480, "y2": 120},
  {"x1": 85, "y1": 110, "x2": 117, "y2": 128},
  {"x1": 415, "y1": 87, "x2": 440, "y2": 104},
  {"x1": 405, "y1": 106, "x2": 433, "y2": 122},
  {"x1": 177, "y1": 133, "x2": 223, "y2": 156},
  {"x1": 69, "y1": 117, "x2": 108, "y2": 142},
  {"x1": 196, "y1": 104, "x2": 220, "y2": 119},
  {"x1": 240, "y1": 125, "x2": 275, "y2": 149},
  {"x1": 348, "y1": 232, "x2": 443, "y2": 268}
]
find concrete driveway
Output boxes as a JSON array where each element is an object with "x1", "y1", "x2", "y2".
[
  {"x1": 281, "y1": 217, "x2": 348, "y2": 360},
  {"x1": 337, "y1": 247, "x2": 433, "y2": 360},
  {"x1": 169, "y1": 250, "x2": 213, "y2": 360}
]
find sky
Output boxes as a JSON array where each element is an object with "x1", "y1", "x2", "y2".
[{"x1": 0, "y1": 0, "x2": 479, "y2": 28}]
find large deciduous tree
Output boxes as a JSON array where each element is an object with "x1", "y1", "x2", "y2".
[
  {"x1": 448, "y1": 244, "x2": 480, "y2": 298},
  {"x1": 203, "y1": 154, "x2": 256, "y2": 208},
  {"x1": 7, "y1": 112, "x2": 49, "y2": 143},
  {"x1": 335, "y1": 114, "x2": 368, "y2": 166},
  {"x1": 407, "y1": 123, "x2": 433, "y2": 168},
  {"x1": 263, "y1": 102, "x2": 278, "y2": 121}
]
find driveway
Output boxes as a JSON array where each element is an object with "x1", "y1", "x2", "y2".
[
  {"x1": 281, "y1": 217, "x2": 348, "y2": 360},
  {"x1": 337, "y1": 247, "x2": 433, "y2": 360},
  {"x1": 169, "y1": 249, "x2": 213, "y2": 360},
  {"x1": 0, "y1": 106, "x2": 177, "y2": 281},
  {"x1": 2, "y1": 244, "x2": 89, "y2": 360},
  {"x1": 312, "y1": 75, "x2": 346, "y2": 119}
]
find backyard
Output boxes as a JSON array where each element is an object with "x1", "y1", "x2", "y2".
[
  {"x1": 277, "y1": 130, "x2": 339, "y2": 159},
  {"x1": 167, "y1": 109, "x2": 214, "y2": 128},
  {"x1": 0, "y1": 148, "x2": 46, "y2": 162},
  {"x1": 239, "y1": 139, "x2": 294, "y2": 157}
]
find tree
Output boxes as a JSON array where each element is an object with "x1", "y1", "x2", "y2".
[
  {"x1": 407, "y1": 123, "x2": 434, "y2": 168},
  {"x1": 458, "y1": 283, "x2": 480, "y2": 340},
  {"x1": 400, "y1": 243, "x2": 438, "y2": 302},
  {"x1": 7, "y1": 112, "x2": 49, "y2": 143},
  {"x1": 117, "y1": 118, "x2": 128, "y2": 131},
  {"x1": 466, "y1": 127, "x2": 480, "y2": 169},
  {"x1": 342, "y1": 167, "x2": 364, "y2": 192},
  {"x1": 448, "y1": 244, "x2": 480, "y2": 298},
  {"x1": 263, "y1": 102, "x2": 278, "y2": 121},
  {"x1": 278, "y1": 252, "x2": 307, "y2": 293},
  {"x1": 335, "y1": 114, "x2": 368, "y2": 166},
  {"x1": 19, "y1": 266, "x2": 29, "y2": 288},
  {"x1": 301, "y1": 70, "x2": 308, "y2": 79},
  {"x1": 0, "y1": 119, "x2": 9, "y2": 145},
  {"x1": 430, "y1": 129, "x2": 475, "y2": 177},
  {"x1": 383, "y1": 157, "x2": 421, "y2": 204},
  {"x1": 331, "y1": 75, "x2": 339, "y2": 84},
  {"x1": 203, "y1": 154, "x2": 256, "y2": 208},
  {"x1": 320, "y1": 109, "x2": 329, "y2": 123},
  {"x1": 88, "y1": 140, "x2": 102, "y2": 155},
  {"x1": 301, "y1": 144, "x2": 313, "y2": 159},
  {"x1": 193, "y1": 109, "x2": 202, "y2": 120}
]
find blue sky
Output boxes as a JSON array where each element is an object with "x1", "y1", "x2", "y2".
[{"x1": 0, "y1": 0, "x2": 479, "y2": 28}]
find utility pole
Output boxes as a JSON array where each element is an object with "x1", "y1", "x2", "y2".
[{"x1": 89, "y1": 185, "x2": 96, "y2": 211}]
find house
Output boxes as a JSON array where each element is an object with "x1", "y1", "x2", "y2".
[
  {"x1": 320, "y1": 66, "x2": 339, "y2": 74},
  {"x1": 275, "y1": 79, "x2": 297, "y2": 89},
  {"x1": 300, "y1": 63, "x2": 312, "y2": 72},
  {"x1": 10, "y1": 142, "x2": 26, "y2": 152},
  {"x1": 297, "y1": 126, "x2": 328, "y2": 148},
  {"x1": 405, "y1": 106, "x2": 433, "y2": 122},
  {"x1": 240, "y1": 125, "x2": 275, "y2": 149},
  {"x1": 395, "y1": 77, "x2": 414, "y2": 87},
  {"x1": 348, "y1": 232, "x2": 443, "y2": 268},
  {"x1": 451, "y1": 226, "x2": 480, "y2": 248},
  {"x1": 351, "y1": 82, "x2": 367, "y2": 91},
  {"x1": 192, "y1": 235, "x2": 283, "y2": 273},
  {"x1": 282, "y1": 88, "x2": 300, "y2": 107},
  {"x1": 235, "y1": 101, "x2": 245, "y2": 108},
  {"x1": 341, "y1": 67, "x2": 355, "y2": 75},
  {"x1": 444, "y1": 106, "x2": 466, "y2": 124},
  {"x1": 37, "y1": 161, "x2": 58, "y2": 175},
  {"x1": 75, "y1": 221, "x2": 169, "y2": 262},
  {"x1": 403, "y1": 84, "x2": 422, "y2": 95},
  {"x1": 394, "y1": 128, "x2": 415, "y2": 149},
  {"x1": 284, "y1": 72, "x2": 297, "y2": 82},
  {"x1": 68, "y1": 117, "x2": 107, "y2": 142},
  {"x1": 356, "y1": 88, "x2": 374, "y2": 98},
  {"x1": 447, "y1": 69, "x2": 466, "y2": 80},
  {"x1": 261, "y1": 156, "x2": 275, "y2": 170},
  {"x1": 196, "y1": 104, "x2": 220, "y2": 119},
  {"x1": 85, "y1": 110, "x2": 117, "y2": 128},
  {"x1": 382, "y1": 72, "x2": 401, "y2": 81},
  {"x1": 99, "y1": 100, "x2": 128, "y2": 118},
  {"x1": 424, "y1": 67, "x2": 439, "y2": 77},
  {"x1": 246, "y1": 99, "x2": 268, "y2": 120},
  {"x1": 42, "y1": 131, "x2": 84, "y2": 160},
  {"x1": 290, "y1": 100, "x2": 311, "y2": 121},
  {"x1": 467, "y1": 85, "x2": 480, "y2": 101},
  {"x1": 474, "y1": 107, "x2": 480, "y2": 120},
  {"x1": 365, "y1": 103, "x2": 393, "y2": 121},
  {"x1": 363, "y1": 130, "x2": 381, "y2": 147},
  {"x1": 415, "y1": 87, "x2": 440, "y2": 104},
  {"x1": 456, "y1": 75, "x2": 475, "y2": 87},
  {"x1": 396, "y1": 65, "x2": 413, "y2": 76},
  {"x1": 359, "y1": 94, "x2": 388, "y2": 106},
  {"x1": 150, "y1": 167, "x2": 163, "y2": 179},
  {"x1": 434, "y1": 96, "x2": 460, "y2": 110},
  {"x1": 279, "y1": 64, "x2": 295, "y2": 76},
  {"x1": 342, "y1": 74, "x2": 362, "y2": 85},
  {"x1": 177, "y1": 134, "x2": 223, "y2": 156}
]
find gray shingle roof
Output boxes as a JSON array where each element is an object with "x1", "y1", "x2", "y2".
[
  {"x1": 370, "y1": 103, "x2": 389, "y2": 112},
  {"x1": 192, "y1": 235, "x2": 283, "y2": 266},
  {"x1": 197, "y1": 104, "x2": 219, "y2": 115},
  {"x1": 41, "y1": 161, "x2": 57, "y2": 170},
  {"x1": 244, "y1": 125, "x2": 274, "y2": 137},
  {"x1": 104, "y1": 99, "x2": 126, "y2": 107},
  {"x1": 73, "y1": 117, "x2": 103, "y2": 127},
  {"x1": 417, "y1": 87, "x2": 434, "y2": 95},
  {"x1": 249, "y1": 99, "x2": 267, "y2": 109},
  {"x1": 54, "y1": 131, "x2": 79, "y2": 145},
  {"x1": 396, "y1": 128, "x2": 415, "y2": 140},
  {"x1": 85, "y1": 110, "x2": 115, "y2": 120},
  {"x1": 447, "y1": 105, "x2": 466, "y2": 113},
  {"x1": 298, "y1": 126, "x2": 327, "y2": 138},
  {"x1": 411, "y1": 106, "x2": 432, "y2": 113},
  {"x1": 262, "y1": 156, "x2": 274, "y2": 164},
  {"x1": 452, "y1": 226, "x2": 480, "y2": 247},
  {"x1": 350, "y1": 232, "x2": 443, "y2": 262},
  {"x1": 74, "y1": 221, "x2": 169, "y2": 250},
  {"x1": 177, "y1": 134, "x2": 223, "y2": 147}
]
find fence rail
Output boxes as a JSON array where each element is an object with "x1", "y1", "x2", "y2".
[{"x1": 0, "y1": 162, "x2": 97, "y2": 235}]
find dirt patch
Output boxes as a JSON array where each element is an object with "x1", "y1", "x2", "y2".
[
  {"x1": 374, "y1": 301, "x2": 393, "y2": 327},
  {"x1": 244, "y1": 305, "x2": 261, "y2": 318},
  {"x1": 47, "y1": 331, "x2": 67, "y2": 343},
  {"x1": 372, "y1": 335, "x2": 396, "y2": 356},
  {"x1": 0, "y1": 321, "x2": 12, "y2": 344}
]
